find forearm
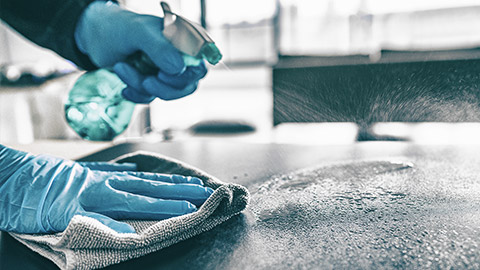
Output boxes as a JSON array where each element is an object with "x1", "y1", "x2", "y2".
[{"x1": 0, "y1": 0, "x2": 98, "y2": 70}]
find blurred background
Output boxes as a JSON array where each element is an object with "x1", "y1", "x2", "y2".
[{"x1": 2, "y1": 0, "x2": 480, "y2": 158}]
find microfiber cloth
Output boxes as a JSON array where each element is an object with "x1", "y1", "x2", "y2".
[{"x1": 9, "y1": 151, "x2": 250, "y2": 270}]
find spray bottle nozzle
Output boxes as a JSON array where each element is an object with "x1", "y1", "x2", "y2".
[
  {"x1": 161, "y1": 1, "x2": 222, "y2": 65},
  {"x1": 125, "y1": 2, "x2": 222, "y2": 75}
]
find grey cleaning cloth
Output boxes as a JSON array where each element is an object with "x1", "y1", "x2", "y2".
[{"x1": 9, "y1": 151, "x2": 250, "y2": 270}]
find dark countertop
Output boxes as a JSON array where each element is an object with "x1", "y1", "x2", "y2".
[
  {"x1": 1, "y1": 141, "x2": 480, "y2": 269},
  {"x1": 275, "y1": 49, "x2": 480, "y2": 69}
]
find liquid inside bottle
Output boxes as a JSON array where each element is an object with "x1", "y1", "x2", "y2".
[{"x1": 65, "y1": 69, "x2": 135, "y2": 141}]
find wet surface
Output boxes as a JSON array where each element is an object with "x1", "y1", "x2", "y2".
[
  {"x1": 242, "y1": 160, "x2": 480, "y2": 269},
  {"x1": 2, "y1": 141, "x2": 480, "y2": 269}
]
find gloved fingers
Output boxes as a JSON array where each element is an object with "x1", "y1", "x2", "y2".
[
  {"x1": 121, "y1": 86, "x2": 156, "y2": 104},
  {"x1": 113, "y1": 62, "x2": 145, "y2": 90},
  {"x1": 80, "y1": 211, "x2": 136, "y2": 234},
  {"x1": 114, "y1": 60, "x2": 200, "y2": 102},
  {"x1": 157, "y1": 62, "x2": 208, "y2": 89},
  {"x1": 88, "y1": 191, "x2": 197, "y2": 220},
  {"x1": 136, "y1": 19, "x2": 185, "y2": 75},
  {"x1": 78, "y1": 161, "x2": 138, "y2": 172},
  {"x1": 115, "y1": 59, "x2": 204, "y2": 102},
  {"x1": 109, "y1": 177, "x2": 214, "y2": 206},
  {"x1": 124, "y1": 171, "x2": 205, "y2": 185},
  {"x1": 113, "y1": 62, "x2": 155, "y2": 103},
  {"x1": 143, "y1": 76, "x2": 198, "y2": 100}
]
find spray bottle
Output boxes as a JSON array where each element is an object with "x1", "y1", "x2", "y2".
[{"x1": 65, "y1": 2, "x2": 222, "y2": 141}]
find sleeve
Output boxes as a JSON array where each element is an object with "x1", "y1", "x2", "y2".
[{"x1": 0, "y1": 0, "x2": 98, "y2": 70}]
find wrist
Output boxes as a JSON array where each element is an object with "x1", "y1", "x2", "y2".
[
  {"x1": 74, "y1": 1, "x2": 120, "y2": 62},
  {"x1": 0, "y1": 145, "x2": 35, "y2": 186}
]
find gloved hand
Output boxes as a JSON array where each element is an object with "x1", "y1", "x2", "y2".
[
  {"x1": 0, "y1": 145, "x2": 214, "y2": 234},
  {"x1": 77, "y1": 161, "x2": 138, "y2": 171},
  {"x1": 74, "y1": 1, "x2": 208, "y2": 103}
]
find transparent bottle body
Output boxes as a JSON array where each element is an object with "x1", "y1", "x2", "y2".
[{"x1": 65, "y1": 69, "x2": 135, "y2": 141}]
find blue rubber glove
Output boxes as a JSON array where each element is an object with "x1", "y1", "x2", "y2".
[
  {"x1": 0, "y1": 145, "x2": 214, "y2": 234},
  {"x1": 77, "y1": 161, "x2": 138, "y2": 171},
  {"x1": 74, "y1": 1, "x2": 208, "y2": 103}
]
